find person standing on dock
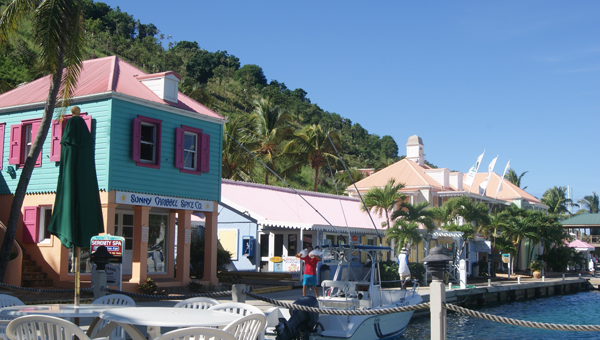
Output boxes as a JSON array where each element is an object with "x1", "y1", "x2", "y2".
[
  {"x1": 297, "y1": 247, "x2": 322, "y2": 297},
  {"x1": 590, "y1": 258, "x2": 596, "y2": 277}
]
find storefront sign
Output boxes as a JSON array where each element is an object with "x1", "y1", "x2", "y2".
[
  {"x1": 437, "y1": 236, "x2": 453, "y2": 244},
  {"x1": 270, "y1": 256, "x2": 283, "y2": 263},
  {"x1": 116, "y1": 191, "x2": 212, "y2": 211},
  {"x1": 91, "y1": 235, "x2": 124, "y2": 261},
  {"x1": 282, "y1": 256, "x2": 302, "y2": 279}
]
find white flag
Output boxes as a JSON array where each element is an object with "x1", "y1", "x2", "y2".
[
  {"x1": 479, "y1": 155, "x2": 498, "y2": 195},
  {"x1": 495, "y1": 160, "x2": 511, "y2": 199},
  {"x1": 463, "y1": 150, "x2": 485, "y2": 187}
]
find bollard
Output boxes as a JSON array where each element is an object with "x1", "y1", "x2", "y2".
[
  {"x1": 542, "y1": 276, "x2": 545, "y2": 282},
  {"x1": 92, "y1": 269, "x2": 107, "y2": 299},
  {"x1": 518, "y1": 277, "x2": 521, "y2": 284},
  {"x1": 488, "y1": 279, "x2": 491, "y2": 287},
  {"x1": 232, "y1": 284, "x2": 247, "y2": 303},
  {"x1": 421, "y1": 246, "x2": 452, "y2": 340},
  {"x1": 562, "y1": 274, "x2": 565, "y2": 281}
]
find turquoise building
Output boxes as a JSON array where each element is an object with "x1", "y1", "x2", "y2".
[{"x1": 0, "y1": 56, "x2": 225, "y2": 291}]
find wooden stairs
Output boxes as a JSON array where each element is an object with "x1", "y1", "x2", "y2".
[{"x1": 21, "y1": 253, "x2": 53, "y2": 288}]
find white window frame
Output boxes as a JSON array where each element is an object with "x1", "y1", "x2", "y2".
[
  {"x1": 140, "y1": 122, "x2": 157, "y2": 163},
  {"x1": 38, "y1": 205, "x2": 53, "y2": 244},
  {"x1": 183, "y1": 131, "x2": 198, "y2": 170}
]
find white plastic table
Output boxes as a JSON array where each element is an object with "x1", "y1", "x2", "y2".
[
  {"x1": 0, "y1": 304, "x2": 119, "y2": 319},
  {"x1": 0, "y1": 304, "x2": 125, "y2": 338},
  {"x1": 98, "y1": 307, "x2": 242, "y2": 340}
]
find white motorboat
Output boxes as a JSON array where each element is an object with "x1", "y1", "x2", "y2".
[{"x1": 274, "y1": 244, "x2": 422, "y2": 340}]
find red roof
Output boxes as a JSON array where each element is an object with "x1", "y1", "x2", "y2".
[{"x1": 0, "y1": 56, "x2": 224, "y2": 120}]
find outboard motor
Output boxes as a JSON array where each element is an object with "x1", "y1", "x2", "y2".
[{"x1": 275, "y1": 296, "x2": 320, "y2": 340}]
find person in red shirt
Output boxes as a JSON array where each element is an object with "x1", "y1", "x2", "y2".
[{"x1": 296, "y1": 247, "x2": 322, "y2": 297}]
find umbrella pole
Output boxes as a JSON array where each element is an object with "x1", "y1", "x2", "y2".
[{"x1": 74, "y1": 246, "x2": 80, "y2": 307}]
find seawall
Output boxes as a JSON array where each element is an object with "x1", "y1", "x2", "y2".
[{"x1": 415, "y1": 277, "x2": 589, "y2": 316}]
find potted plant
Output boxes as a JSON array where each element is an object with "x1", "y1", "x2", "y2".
[{"x1": 529, "y1": 260, "x2": 543, "y2": 278}]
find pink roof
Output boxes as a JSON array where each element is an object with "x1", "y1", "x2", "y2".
[
  {"x1": 221, "y1": 180, "x2": 387, "y2": 234},
  {"x1": 568, "y1": 239, "x2": 595, "y2": 249},
  {"x1": 0, "y1": 56, "x2": 224, "y2": 121}
]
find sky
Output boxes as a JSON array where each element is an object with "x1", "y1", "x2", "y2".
[{"x1": 100, "y1": 1, "x2": 600, "y2": 202}]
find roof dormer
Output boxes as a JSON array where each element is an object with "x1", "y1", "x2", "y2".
[{"x1": 137, "y1": 71, "x2": 181, "y2": 103}]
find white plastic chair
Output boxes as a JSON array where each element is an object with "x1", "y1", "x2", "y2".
[
  {"x1": 153, "y1": 327, "x2": 236, "y2": 340},
  {"x1": 208, "y1": 302, "x2": 263, "y2": 316},
  {"x1": 89, "y1": 294, "x2": 135, "y2": 340},
  {"x1": 91, "y1": 294, "x2": 135, "y2": 306},
  {"x1": 223, "y1": 314, "x2": 267, "y2": 340},
  {"x1": 0, "y1": 295, "x2": 24, "y2": 340},
  {"x1": 6, "y1": 315, "x2": 90, "y2": 340},
  {"x1": 174, "y1": 297, "x2": 220, "y2": 310}
]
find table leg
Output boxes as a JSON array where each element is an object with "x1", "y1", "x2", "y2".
[{"x1": 146, "y1": 326, "x2": 162, "y2": 340}]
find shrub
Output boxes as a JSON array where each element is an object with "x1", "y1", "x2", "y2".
[
  {"x1": 529, "y1": 260, "x2": 542, "y2": 272},
  {"x1": 137, "y1": 277, "x2": 158, "y2": 294}
]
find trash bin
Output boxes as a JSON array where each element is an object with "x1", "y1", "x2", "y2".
[
  {"x1": 471, "y1": 261, "x2": 479, "y2": 278},
  {"x1": 320, "y1": 264, "x2": 330, "y2": 284}
]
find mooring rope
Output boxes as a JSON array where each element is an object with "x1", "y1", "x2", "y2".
[
  {"x1": 102, "y1": 287, "x2": 232, "y2": 300},
  {"x1": 243, "y1": 290, "x2": 429, "y2": 315},
  {"x1": 0, "y1": 282, "x2": 93, "y2": 294},
  {"x1": 445, "y1": 303, "x2": 600, "y2": 332}
]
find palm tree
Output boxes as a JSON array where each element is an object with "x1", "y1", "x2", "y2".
[
  {"x1": 179, "y1": 77, "x2": 212, "y2": 107},
  {"x1": 578, "y1": 192, "x2": 600, "y2": 213},
  {"x1": 541, "y1": 186, "x2": 577, "y2": 215},
  {"x1": 361, "y1": 179, "x2": 406, "y2": 230},
  {"x1": 392, "y1": 201, "x2": 435, "y2": 234},
  {"x1": 222, "y1": 117, "x2": 256, "y2": 181},
  {"x1": 501, "y1": 209, "x2": 539, "y2": 271},
  {"x1": 386, "y1": 220, "x2": 422, "y2": 252},
  {"x1": 282, "y1": 124, "x2": 342, "y2": 191},
  {"x1": 505, "y1": 169, "x2": 528, "y2": 190},
  {"x1": 334, "y1": 168, "x2": 366, "y2": 193},
  {"x1": 0, "y1": 0, "x2": 86, "y2": 282},
  {"x1": 445, "y1": 196, "x2": 491, "y2": 232},
  {"x1": 430, "y1": 203, "x2": 453, "y2": 227},
  {"x1": 248, "y1": 97, "x2": 293, "y2": 185}
]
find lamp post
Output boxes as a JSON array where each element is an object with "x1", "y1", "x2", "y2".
[{"x1": 421, "y1": 246, "x2": 452, "y2": 340}]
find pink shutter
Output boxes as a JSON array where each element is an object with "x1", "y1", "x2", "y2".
[
  {"x1": 82, "y1": 114, "x2": 92, "y2": 132},
  {"x1": 0, "y1": 124, "x2": 4, "y2": 170},
  {"x1": 50, "y1": 119, "x2": 63, "y2": 161},
  {"x1": 31, "y1": 121, "x2": 42, "y2": 167},
  {"x1": 200, "y1": 133, "x2": 210, "y2": 173},
  {"x1": 132, "y1": 117, "x2": 141, "y2": 162},
  {"x1": 8, "y1": 124, "x2": 22, "y2": 165},
  {"x1": 174, "y1": 127, "x2": 184, "y2": 169},
  {"x1": 22, "y1": 206, "x2": 38, "y2": 243}
]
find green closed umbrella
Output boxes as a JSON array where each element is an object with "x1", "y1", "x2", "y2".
[{"x1": 48, "y1": 108, "x2": 104, "y2": 306}]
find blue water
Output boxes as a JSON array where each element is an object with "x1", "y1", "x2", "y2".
[{"x1": 401, "y1": 291, "x2": 600, "y2": 339}]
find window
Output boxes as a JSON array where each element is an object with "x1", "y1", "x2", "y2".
[
  {"x1": 50, "y1": 113, "x2": 92, "y2": 162},
  {"x1": 183, "y1": 132, "x2": 197, "y2": 170},
  {"x1": 22, "y1": 205, "x2": 53, "y2": 244},
  {"x1": 132, "y1": 116, "x2": 162, "y2": 169},
  {"x1": 174, "y1": 125, "x2": 210, "y2": 174},
  {"x1": 9, "y1": 118, "x2": 42, "y2": 167}
]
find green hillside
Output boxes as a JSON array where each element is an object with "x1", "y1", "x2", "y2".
[{"x1": 0, "y1": 0, "x2": 421, "y2": 192}]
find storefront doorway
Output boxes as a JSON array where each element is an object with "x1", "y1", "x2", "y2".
[{"x1": 114, "y1": 211, "x2": 134, "y2": 275}]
